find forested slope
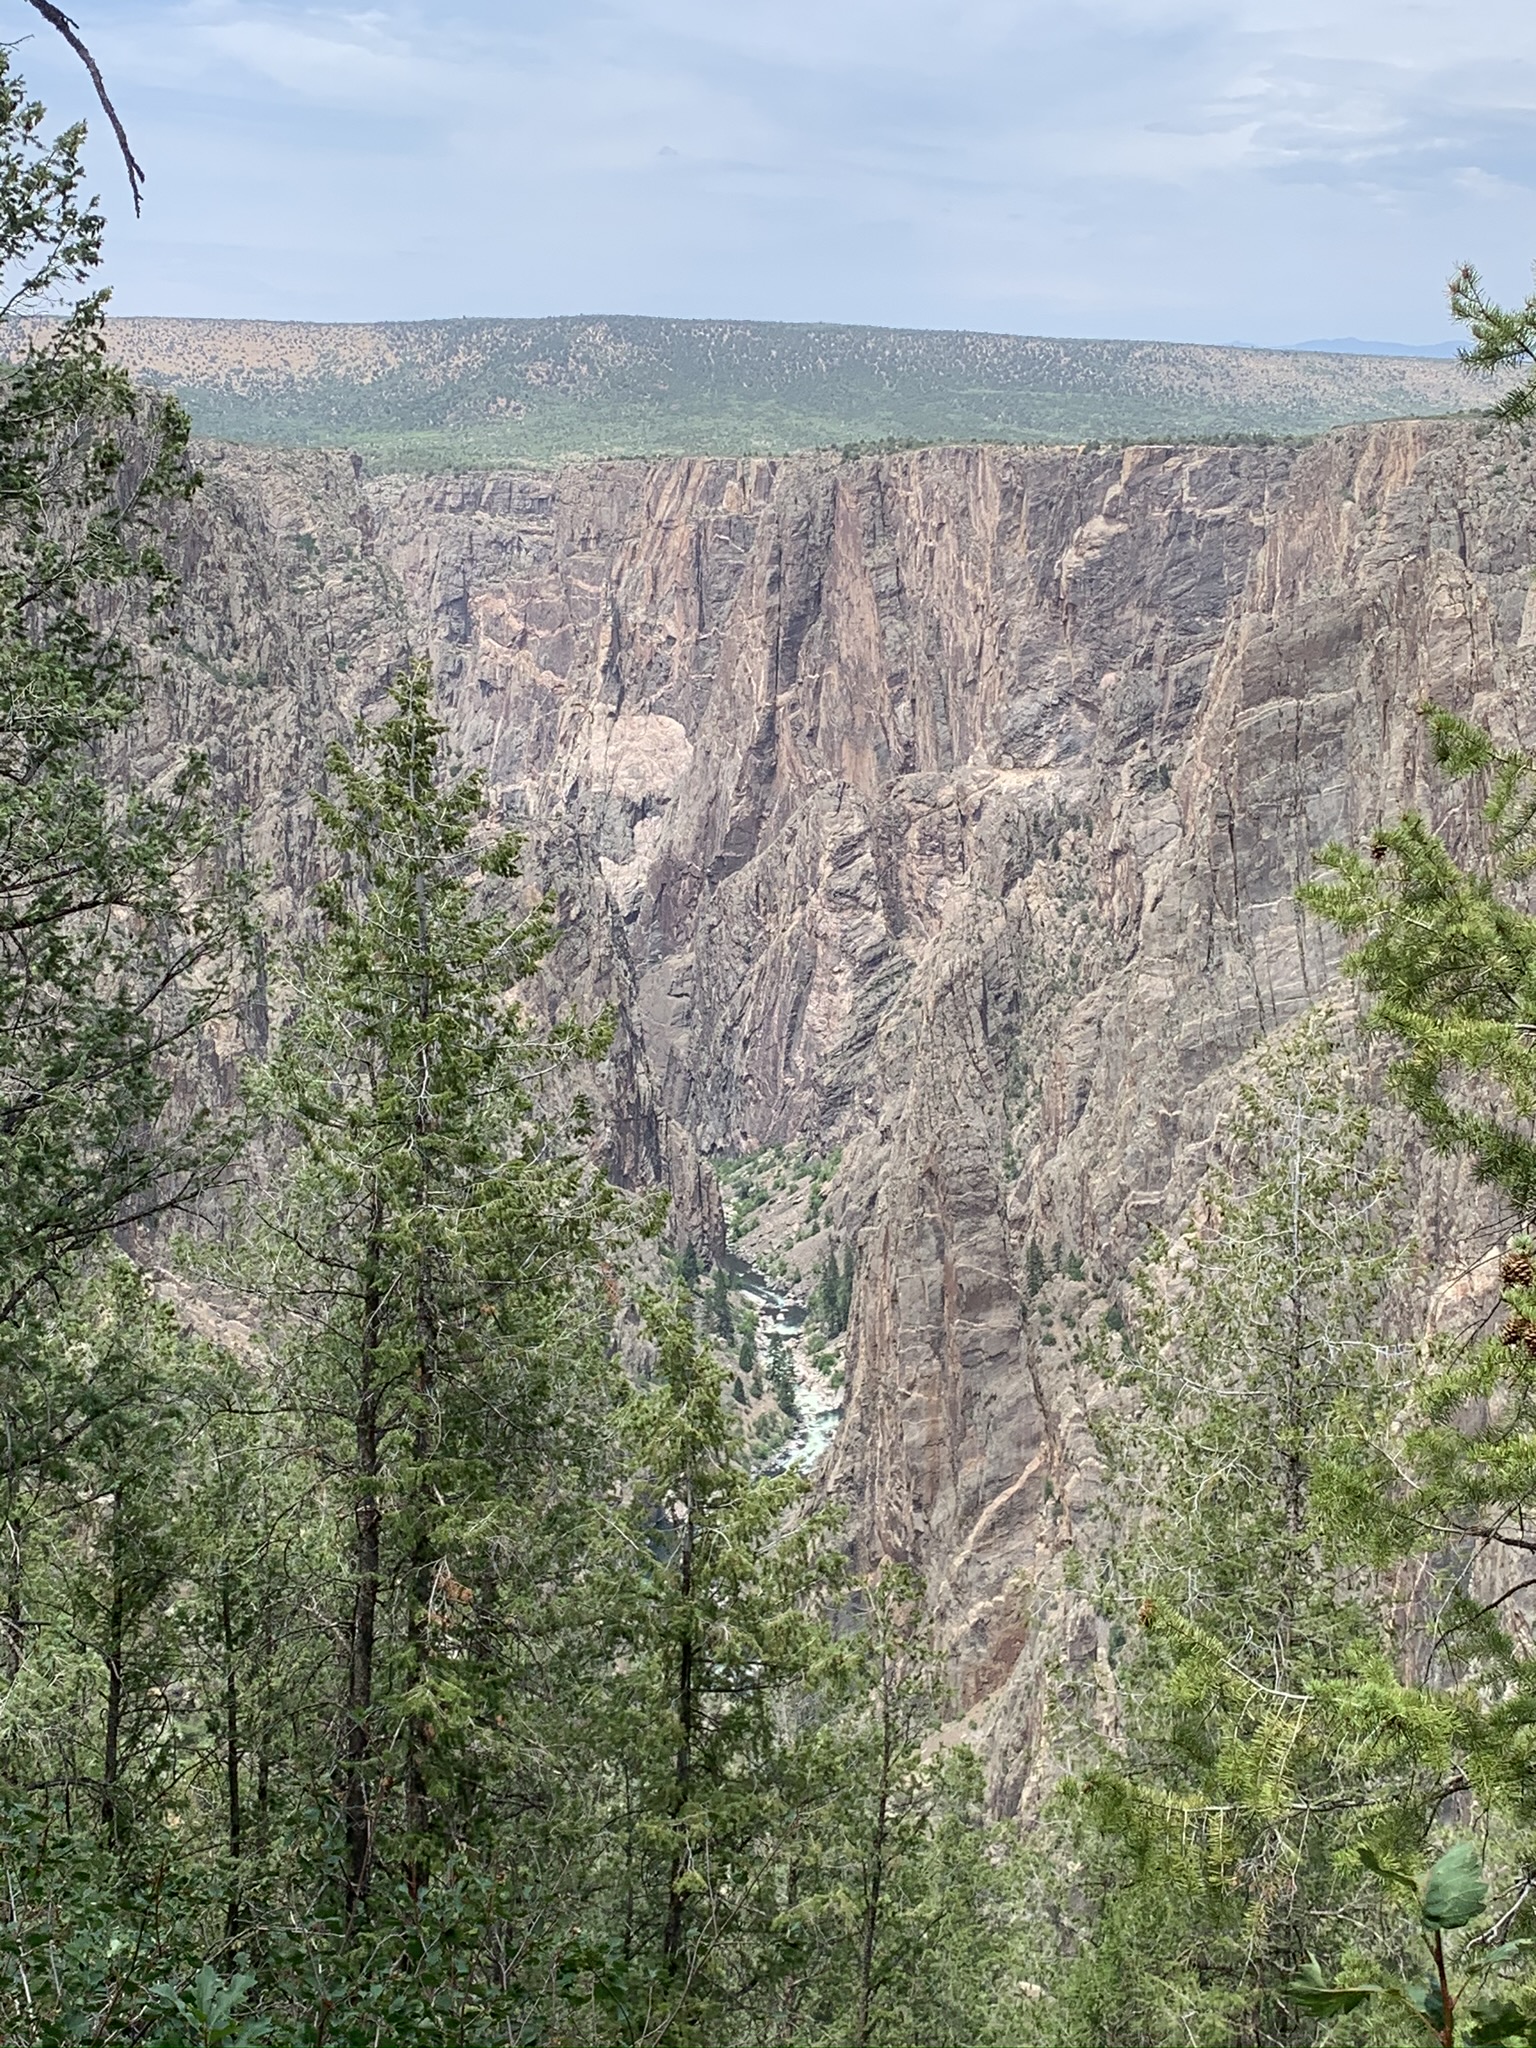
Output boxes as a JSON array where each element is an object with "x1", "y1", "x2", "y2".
[{"x1": 83, "y1": 312, "x2": 1492, "y2": 468}]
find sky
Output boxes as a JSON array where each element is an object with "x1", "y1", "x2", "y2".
[{"x1": 13, "y1": 0, "x2": 1536, "y2": 345}]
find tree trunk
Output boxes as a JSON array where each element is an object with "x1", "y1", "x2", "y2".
[
  {"x1": 1, "y1": 1506, "x2": 22, "y2": 1684},
  {"x1": 662, "y1": 1485, "x2": 696, "y2": 1978},
  {"x1": 343, "y1": 1214, "x2": 386, "y2": 1928},
  {"x1": 855, "y1": 1661, "x2": 895, "y2": 2048},
  {"x1": 220, "y1": 1562, "x2": 242, "y2": 1938},
  {"x1": 402, "y1": 863, "x2": 437, "y2": 1907},
  {"x1": 403, "y1": 1302, "x2": 434, "y2": 1906},
  {"x1": 101, "y1": 1527, "x2": 124, "y2": 1842}
]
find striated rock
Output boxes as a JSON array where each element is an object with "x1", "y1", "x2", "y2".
[{"x1": 143, "y1": 421, "x2": 1536, "y2": 1802}]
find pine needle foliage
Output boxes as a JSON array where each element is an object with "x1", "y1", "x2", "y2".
[
  {"x1": 233, "y1": 657, "x2": 625, "y2": 1936},
  {"x1": 0, "y1": 45, "x2": 244, "y2": 1335},
  {"x1": 1449, "y1": 264, "x2": 1536, "y2": 423},
  {"x1": 1044, "y1": 1014, "x2": 1430, "y2": 2046},
  {"x1": 1294, "y1": 709, "x2": 1536, "y2": 2041},
  {"x1": 1300, "y1": 710, "x2": 1536, "y2": 1216}
]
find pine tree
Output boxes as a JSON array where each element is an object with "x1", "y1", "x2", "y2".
[
  {"x1": 588, "y1": 1291, "x2": 847, "y2": 2042},
  {"x1": 737, "y1": 1317, "x2": 758, "y2": 1386},
  {"x1": 0, "y1": 53, "x2": 251, "y2": 2039},
  {"x1": 0, "y1": 52, "x2": 241, "y2": 1341},
  {"x1": 1292, "y1": 709, "x2": 1536, "y2": 2030},
  {"x1": 1024, "y1": 1237, "x2": 1048, "y2": 1298},
  {"x1": 767, "y1": 1330, "x2": 797, "y2": 1417},
  {"x1": 1044, "y1": 1013, "x2": 1424, "y2": 2046},
  {"x1": 0, "y1": 1257, "x2": 292, "y2": 2039},
  {"x1": 235, "y1": 661, "x2": 621, "y2": 1930},
  {"x1": 0, "y1": 49, "x2": 244, "y2": 1740},
  {"x1": 1447, "y1": 261, "x2": 1536, "y2": 421},
  {"x1": 796, "y1": 1564, "x2": 1018, "y2": 2048},
  {"x1": 812, "y1": 1244, "x2": 855, "y2": 1336},
  {"x1": 707, "y1": 1263, "x2": 734, "y2": 1339}
]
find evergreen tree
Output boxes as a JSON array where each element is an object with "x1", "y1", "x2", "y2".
[
  {"x1": 1043, "y1": 1014, "x2": 1424, "y2": 2046},
  {"x1": 0, "y1": 1257, "x2": 294, "y2": 2039},
  {"x1": 767, "y1": 1329, "x2": 797, "y2": 1417},
  {"x1": 587, "y1": 1291, "x2": 847, "y2": 2042},
  {"x1": 795, "y1": 1564, "x2": 1020, "y2": 2048},
  {"x1": 812, "y1": 1244, "x2": 855, "y2": 1337},
  {"x1": 0, "y1": 47, "x2": 243, "y2": 1701},
  {"x1": 1448, "y1": 262, "x2": 1536, "y2": 421},
  {"x1": 0, "y1": 54, "x2": 250, "y2": 2039},
  {"x1": 1302, "y1": 715, "x2": 1536, "y2": 1628},
  {"x1": 0, "y1": 53, "x2": 240, "y2": 1341},
  {"x1": 1291, "y1": 709, "x2": 1536, "y2": 2030},
  {"x1": 707, "y1": 1263, "x2": 734, "y2": 1340},
  {"x1": 737, "y1": 1314, "x2": 758, "y2": 1387},
  {"x1": 234, "y1": 661, "x2": 621, "y2": 1936},
  {"x1": 1024, "y1": 1237, "x2": 1048, "y2": 1298}
]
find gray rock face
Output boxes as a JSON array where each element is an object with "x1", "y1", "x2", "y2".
[{"x1": 150, "y1": 422, "x2": 1536, "y2": 1800}]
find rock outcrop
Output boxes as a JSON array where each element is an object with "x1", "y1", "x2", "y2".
[{"x1": 150, "y1": 421, "x2": 1536, "y2": 1802}]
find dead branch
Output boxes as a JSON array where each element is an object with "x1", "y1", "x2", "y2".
[{"x1": 18, "y1": 0, "x2": 144, "y2": 214}]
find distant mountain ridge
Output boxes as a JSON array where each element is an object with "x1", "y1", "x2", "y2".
[
  {"x1": 88, "y1": 313, "x2": 1495, "y2": 470},
  {"x1": 1285, "y1": 337, "x2": 1461, "y2": 358}
]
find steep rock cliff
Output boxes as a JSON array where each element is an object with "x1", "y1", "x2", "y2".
[{"x1": 152, "y1": 421, "x2": 1536, "y2": 1801}]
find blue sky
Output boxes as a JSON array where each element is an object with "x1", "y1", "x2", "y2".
[{"x1": 15, "y1": 0, "x2": 1536, "y2": 343}]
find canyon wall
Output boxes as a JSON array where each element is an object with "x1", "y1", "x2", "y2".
[{"x1": 154, "y1": 421, "x2": 1536, "y2": 1801}]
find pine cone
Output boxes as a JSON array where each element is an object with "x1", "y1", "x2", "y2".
[
  {"x1": 1501, "y1": 1311, "x2": 1536, "y2": 1355},
  {"x1": 1503, "y1": 1248, "x2": 1535, "y2": 1289}
]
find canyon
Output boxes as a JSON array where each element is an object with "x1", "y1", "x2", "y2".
[{"x1": 150, "y1": 418, "x2": 1533, "y2": 1805}]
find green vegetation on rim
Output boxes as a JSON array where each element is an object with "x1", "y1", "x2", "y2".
[{"x1": 87, "y1": 311, "x2": 1493, "y2": 471}]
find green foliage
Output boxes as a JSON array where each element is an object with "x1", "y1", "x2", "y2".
[
  {"x1": 0, "y1": 59, "x2": 253, "y2": 2038},
  {"x1": 133, "y1": 313, "x2": 1484, "y2": 472},
  {"x1": 1282, "y1": 1842, "x2": 1533, "y2": 2047},
  {"x1": 1419, "y1": 1842, "x2": 1489, "y2": 1934},
  {"x1": 0, "y1": 1258, "x2": 295, "y2": 2040},
  {"x1": 811, "y1": 1242, "x2": 855, "y2": 1337},
  {"x1": 0, "y1": 656, "x2": 1020, "y2": 2044},
  {"x1": 766, "y1": 1330, "x2": 797, "y2": 1417},
  {"x1": 1024, "y1": 1237, "x2": 1048, "y2": 1297},
  {"x1": 1305, "y1": 713, "x2": 1536, "y2": 1617},
  {"x1": 1450, "y1": 263, "x2": 1536, "y2": 423},
  {"x1": 1292, "y1": 707, "x2": 1536, "y2": 2037},
  {"x1": 150, "y1": 1966, "x2": 270, "y2": 2048},
  {"x1": 737, "y1": 1321, "x2": 758, "y2": 1382},
  {"x1": 0, "y1": 57, "x2": 1036, "y2": 2047},
  {"x1": 1038, "y1": 1013, "x2": 1429, "y2": 2045},
  {"x1": 232, "y1": 658, "x2": 623, "y2": 1921},
  {"x1": 0, "y1": 46, "x2": 243, "y2": 1340},
  {"x1": 586, "y1": 1292, "x2": 842, "y2": 2036},
  {"x1": 707, "y1": 1262, "x2": 734, "y2": 1338},
  {"x1": 1299, "y1": 709, "x2": 1536, "y2": 1215}
]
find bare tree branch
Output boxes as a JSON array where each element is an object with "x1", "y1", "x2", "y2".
[{"x1": 18, "y1": 0, "x2": 144, "y2": 215}]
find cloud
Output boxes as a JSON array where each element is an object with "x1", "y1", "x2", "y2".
[{"x1": 17, "y1": 0, "x2": 1536, "y2": 338}]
